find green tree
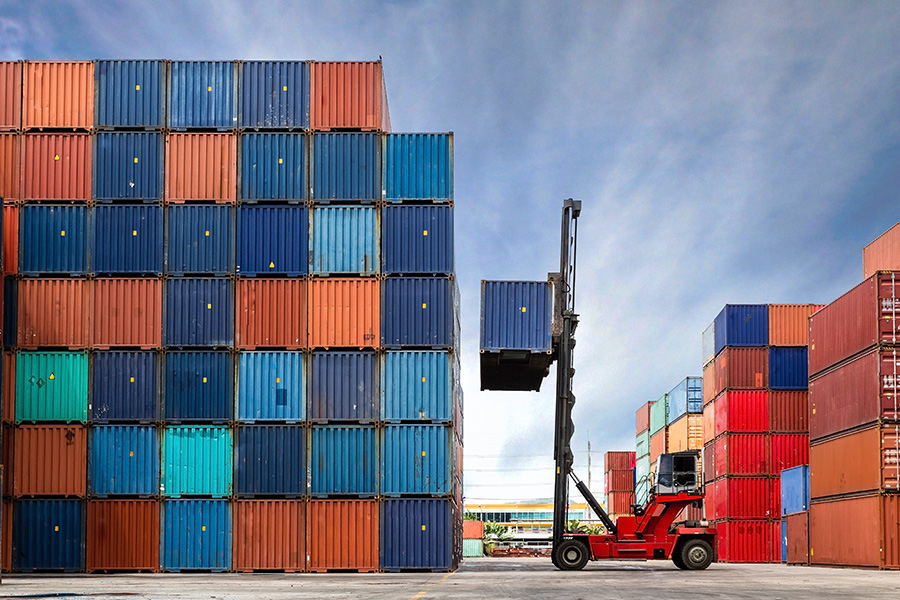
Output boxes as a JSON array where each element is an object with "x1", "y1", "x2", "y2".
[{"x1": 483, "y1": 520, "x2": 513, "y2": 541}]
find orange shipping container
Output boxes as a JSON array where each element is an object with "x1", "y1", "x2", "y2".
[
  {"x1": 308, "y1": 278, "x2": 379, "y2": 349},
  {"x1": 234, "y1": 500, "x2": 306, "y2": 572},
  {"x1": 863, "y1": 220, "x2": 900, "y2": 279},
  {"x1": 13, "y1": 424, "x2": 87, "y2": 496},
  {"x1": 809, "y1": 424, "x2": 900, "y2": 499},
  {"x1": 0, "y1": 61, "x2": 21, "y2": 130},
  {"x1": 165, "y1": 133, "x2": 236, "y2": 203},
  {"x1": 307, "y1": 499, "x2": 378, "y2": 572},
  {"x1": 87, "y1": 499, "x2": 160, "y2": 572},
  {"x1": 606, "y1": 491, "x2": 634, "y2": 515},
  {"x1": 310, "y1": 61, "x2": 391, "y2": 132},
  {"x1": 236, "y1": 279, "x2": 307, "y2": 349},
  {"x1": 0, "y1": 133, "x2": 20, "y2": 202},
  {"x1": 462, "y1": 520, "x2": 484, "y2": 539},
  {"x1": 635, "y1": 401, "x2": 651, "y2": 435},
  {"x1": 768, "y1": 304, "x2": 817, "y2": 346},
  {"x1": 18, "y1": 278, "x2": 90, "y2": 348},
  {"x1": 668, "y1": 414, "x2": 703, "y2": 452},
  {"x1": 702, "y1": 360, "x2": 716, "y2": 405},
  {"x1": 92, "y1": 278, "x2": 162, "y2": 348},
  {"x1": 3, "y1": 352, "x2": 15, "y2": 423},
  {"x1": 23, "y1": 61, "x2": 93, "y2": 130},
  {"x1": 3, "y1": 204, "x2": 19, "y2": 274},
  {"x1": 22, "y1": 133, "x2": 92, "y2": 201},
  {"x1": 702, "y1": 401, "x2": 715, "y2": 445},
  {"x1": 810, "y1": 494, "x2": 900, "y2": 569},
  {"x1": 649, "y1": 428, "x2": 667, "y2": 462},
  {"x1": 714, "y1": 347, "x2": 768, "y2": 395}
]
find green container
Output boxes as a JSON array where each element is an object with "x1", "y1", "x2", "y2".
[
  {"x1": 635, "y1": 430, "x2": 650, "y2": 458},
  {"x1": 649, "y1": 394, "x2": 668, "y2": 435},
  {"x1": 15, "y1": 351, "x2": 89, "y2": 423},
  {"x1": 462, "y1": 538, "x2": 483, "y2": 558},
  {"x1": 162, "y1": 425, "x2": 233, "y2": 497},
  {"x1": 635, "y1": 455, "x2": 652, "y2": 506}
]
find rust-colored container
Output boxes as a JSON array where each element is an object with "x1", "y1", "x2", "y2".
[
  {"x1": 0, "y1": 61, "x2": 21, "y2": 130},
  {"x1": 2, "y1": 425, "x2": 13, "y2": 493},
  {"x1": 809, "y1": 494, "x2": 900, "y2": 569},
  {"x1": 18, "y1": 278, "x2": 90, "y2": 348},
  {"x1": 810, "y1": 424, "x2": 899, "y2": 499},
  {"x1": 3, "y1": 204, "x2": 19, "y2": 274},
  {"x1": 635, "y1": 401, "x2": 651, "y2": 435},
  {"x1": 604, "y1": 469, "x2": 634, "y2": 493},
  {"x1": 668, "y1": 414, "x2": 703, "y2": 452},
  {"x1": 768, "y1": 304, "x2": 817, "y2": 346},
  {"x1": 22, "y1": 133, "x2": 92, "y2": 201},
  {"x1": 23, "y1": 61, "x2": 94, "y2": 130},
  {"x1": 92, "y1": 278, "x2": 162, "y2": 349},
  {"x1": 649, "y1": 428, "x2": 667, "y2": 462},
  {"x1": 606, "y1": 490, "x2": 634, "y2": 515},
  {"x1": 714, "y1": 347, "x2": 768, "y2": 395},
  {"x1": 307, "y1": 499, "x2": 378, "y2": 572},
  {"x1": 307, "y1": 278, "x2": 379, "y2": 349},
  {"x1": 715, "y1": 390, "x2": 769, "y2": 435},
  {"x1": 236, "y1": 279, "x2": 307, "y2": 349},
  {"x1": 310, "y1": 61, "x2": 390, "y2": 132},
  {"x1": 785, "y1": 511, "x2": 809, "y2": 565},
  {"x1": 702, "y1": 360, "x2": 716, "y2": 405},
  {"x1": 769, "y1": 390, "x2": 808, "y2": 432},
  {"x1": 13, "y1": 424, "x2": 86, "y2": 496},
  {"x1": 86, "y1": 499, "x2": 160, "y2": 572},
  {"x1": 603, "y1": 451, "x2": 635, "y2": 472},
  {"x1": 0, "y1": 133, "x2": 20, "y2": 202},
  {"x1": 234, "y1": 500, "x2": 306, "y2": 572},
  {"x1": 702, "y1": 401, "x2": 715, "y2": 444},
  {"x1": 462, "y1": 520, "x2": 484, "y2": 539},
  {"x1": 864, "y1": 221, "x2": 900, "y2": 279},
  {"x1": 3, "y1": 352, "x2": 15, "y2": 423},
  {"x1": 165, "y1": 133, "x2": 236, "y2": 203}
]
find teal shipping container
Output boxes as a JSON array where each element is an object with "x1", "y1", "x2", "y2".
[
  {"x1": 309, "y1": 425, "x2": 377, "y2": 496},
  {"x1": 237, "y1": 351, "x2": 305, "y2": 422},
  {"x1": 381, "y1": 424, "x2": 450, "y2": 496},
  {"x1": 162, "y1": 426, "x2": 233, "y2": 497},
  {"x1": 636, "y1": 430, "x2": 650, "y2": 458},
  {"x1": 649, "y1": 394, "x2": 668, "y2": 435},
  {"x1": 15, "y1": 351, "x2": 88, "y2": 423},
  {"x1": 162, "y1": 500, "x2": 232, "y2": 571},
  {"x1": 635, "y1": 455, "x2": 652, "y2": 505},
  {"x1": 382, "y1": 133, "x2": 453, "y2": 202},
  {"x1": 382, "y1": 350, "x2": 451, "y2": 422},
  {"x1": 89, "y1": 425, "x2": 159, "y2": 497},
  {"x1": 310, "y1": 206, "x2": 379, "y2": 275},
  {"x1": 462, "y1": 538, "x2": 483, "y2": 558}
]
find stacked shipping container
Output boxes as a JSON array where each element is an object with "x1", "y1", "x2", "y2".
[
  {"x1": 634, "y1": 402, "x2": 652, "y2": 506},
  {"x1": 603, "y1": 451, "x2": 635, "y2": 520},
  {"x1": 780, "y1": 465, "x2": 809, "y2": 565}
]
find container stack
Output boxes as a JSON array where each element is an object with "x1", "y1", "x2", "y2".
[
  {"x1": 780, "y1": 465, "x2": 809, "y2": 565},
  {"x1": 648, "y1": 393, "x2": 668, "y2": 478},
  {"x1": 667, "y1": 377, "x2": 703, "y2": 521},
  {"x1": 634, "y1": 401, "x2": 652, "y2": 505},
  {"x1": 462, "y1": 519, "x2": 484, "y2": 558},
  {"x1": 603, "y1": 451, "x2": 635, "y2": 521}
]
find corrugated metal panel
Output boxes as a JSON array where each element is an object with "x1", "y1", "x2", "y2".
[
  {"x1": 308, "y1": 278, "x2": 380, "y2": 348},
  {"x1": 236, "y1": 206, "x2": 308, "y2": 275},
  {"x1": 382, "y1": 425, "x2": 450, "y2": 496},
  {"x1": 667, "y1": 376, "x2": 702, "y2": 423},
  {"x1": 781, "y1": 465, "x2": 810, "y2": 516},
  {"x1": 605, "y1": 470, "x2": 633, "y2": 493},
  {"x1": 383, "y1": 277, "x2": 453, "y2": 348},
  {"x1": 771, "y1": 433, "x2": 809, "y2": 476},
  {"x1": 161, "y1": 425, "x2": 233, "y2": 497},
  {"x1": 312, "y1": 133, "x2": 381, "y2": 201},
  {"x1": 713, "y1": 477, "x2": 775, "y2": 519},
  {"x1": 236, "y1": 351, "x2": 305, "y2": 422},
  {"x1": 768, "y1": 347, "x2": 808, "y2": 390},
  {"x1": 22, "y1": 133, "x2": 92, "y2": 201},
  {"x1": 462, "y1": 538, "x2": 482, "y2": 558},
  {"x1": 702, "y1": 401, "x2": 714, "y2": 445},
  {"x1": 240, "y1": 61, "x2": 309, "y2": 130},
  {"x1": 233, "y1": 500, "x2": 306, "y2": 572},
  {"x1": 23, "y1": 61, "x2": 94, "y2": 130},
  {"x1": 768, "y1": 304, "x2": 816, "y2": 346},
  {"x1": 381, "y1": 499, "x2": 453, "y2": 571},
  {"x1": 92, "y1": 278, "x2": 162, "y2": 348},
  {"x1": 604, "y1": 452, "x2": 635, "y2": 472},
  {"x1": 234, "y1": 425, "x2": 307, "y2": 496},
  {"x1": 164, "y1": 278, "x2": 234, "y2": 347},
  {"x1": 649, "y1": 428, "x2": 667, "y2": 460},
  {"x1": 713, "y1": 304, "x2": 769, "y2": 354},
  {"x1": 667, "y1": 414, "x2": 703, "y2": 452},
  {"x1": 649, "y1": 395, "x2": 667, "y2": 434},
  {"x1": 91, "y1": 351, "x2": 159, "y2": 422},
  {"x1": 165, "y1": 205, "x2": 235, "y2": 275},
  {"x1": 168, "y1": 61, "x2": 237, "y2": 130},
  {"x1": 0, "y1": 133, "x2": 20, "y2": 202},
  {"x1": 4, "y1": 351, "x2": 15, "y2": 422},
  {"x1": 635, "y1": 430, "x2": 650, "y2": 458},
  {"x1": 810, "y1": 425, "x2": 893, "y2": 498},
  {"x1": 702, "y1": 442, "x2": 716, "y2": 483},
  {"x1": 479, "y1": 281, "x2": 551, "y2": 352},
  {"x1": 382, "y1": 133, "x2": 453, "y2": 201},
  {"x1": 715, "y1": 520, "x2": 777, "y2": 563},
  {"x1": 162, "y1": 499, "x2": 232, "y2": 571},
  {"x1": 235, "y1": 279, "x2": 306, "y2": 349},
  {"x1": 308, "y1": 351, "x2": 378, "y2": 421},
  {"x1": 17, "y1": 278, "x2": 90, "y2": 348},
  {"x1": 93, "y1": 132, "x2": 164, "y2": 201},
  {"x1": 13, "y1": 499, "x2": 84, "y2": 572},
  {"x1": 462, "y1": 520, "x2": 483, "y2": 539},
  {"x1": 164, "y1": 351, "x2": 234, "y2": 421},
  {"x1": 307, "y1": 499, "x2": 378, "y2": 572},
  {"x1": 714, "y1": 433, "x2": 769, "y2": 476},
  {"x1": 165, "y1": 133, "x2": 237, "y2": 203},
  {"x1": 95, "y1": 60, "x2": 166, "y2": 129},
  {"x1": 0, "y1": 61, "x2": 21, "y2": 130},
  {"x1": 310, "y1": 206, "x2": 378, "y2": 275},
  {"x1": 86, "y1": 499, "x2": 160, "y2": 572},
  {"x1": 382, "y1": 350, "x2": 451, "y2": 422},
  {"x1": 4, "y1": 278, "x2": 17, "y2": 348},
  {"x1": 310, "y1": 61, "x2": 389, "y2": 132},
  {"x1": 4, "y1": 204, "x2": 18, "y2": 275},
  {"x1": 3, "y1": 500, "x2": 12, "y2": 571},
  {"x1": 809, "y1": 495, "x2": 899, "y2": 568},
  {"x1": 89, "y1": 426, "x2": 159, "y2": 496},
  {"x1": 239, "y1": 133, "x2": 307, "y2": 201},
  {"x1": 20, "y1": 205, "x2": 88, "y2": 274},
  {"x1": 702, "y1": 320, "x2": 715, "y2": 366},
  {"x1": 606, "y1": 491, "x2": 634, "y2": 514},
  {"x1": 382, "y1": 205, "x2": 453, "y2": 275},
  {"x1": 15, "y1": 351, "x2": 88, "y2": 423},
  {"x1": 715, "y1": 390, "x2": 769, "y2": 435},
  {"x1": 635, "y1": 457, "x2": 651, "y2": 505},
  {"x1": 769, "y1": 390, "x2": 808, "y2": 432},
  {"x1": 635, "y1": 402, "x2": 651, "y2": 434},
  {"x1": 864, "y1": 223, "x2": 900, "y2": 279},
  {"x1": 702, "y1": 361, "x2": 716, "y2": 405},
  {"x1": 309, "y1": 425, "x2": 377, "y2": 495},
  {"x1": 715, "y1": 347, "x2": 768, "y2": 393},
  {"x1": 13, "y1": 425, "x2": 87, "y2": 496}
]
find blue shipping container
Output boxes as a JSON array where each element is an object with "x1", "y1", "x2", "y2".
[
  {"x1": 239, "y1": 132, "x2": 307, "y2": 201},
  {"x1": 89, "y1": 425, "x2": 159, "y2": 496},
  {"x1": 165, "y1": 205, "x2": 235, "y2": 275},
  {"x1": 769, "y1": 347, "x2": 809, "y2": 390},
  {"x1": 382, "y1": 205, "x2": 453, "y2": 275},
  {"x1": 310, "y1": 206, "x2": 378, "y2": 275},
  {"x1": 480, "y1": 280, "x2": 552, "y2": 352},
  {"x1": 93, "y1": 132, "x2": 164, "y2": 201},
  {"x1": 164, "y1": 278, "x2": 234, "y2": 347},
  {"x1": 234, "y1": 425, "x2": 307, "y2": 496},
  {"x1": 236, "y1": 206, "x2": 308, "y2": 275},
  {"x1": 92, "y1": 205, "x2": 164, "y2": 274},
  {"x1": 312, "y1": 133, "x2": 381, "y2": 202},
  {"x1": 713, "y1": 304, "x2": 769, "y2": 355},
  {"x1": 13, "y1": 499, "x2": 85, "y2": 572},
  {"x1": 781, "y1": 465, "x2": 810, "y2": 516},
  {"x1": 164, "y1": 351, "x2": 234, "y2": 421},
  {"x1": 162, "y1": 425, "x2": 233, "y2": 497},
  {"x1": 381, "y1": 499, "x2": 452, "y2": 571},
  {"x1": 382, "y1": 350, "x2": 451, "y2": 422},
  {"x1": 382, "y1": 133, "x2": 453, "y2": 202},
  {"x1": 382, "y1": 277, "x2": 453, "y2": 348},
  {"x1": 781, "y1": 519, "x2": 787, "y2": 563},
  {"x1": 5, "y1": 277, "x2": 17, "y2": 348},
  {"x1": 667, "y1": 376, "x2": 703, "y2": 423},
  {"x1": 162, "y1": 500, "x2": 232, "y2": 571},
  {"x1": 19, "y1": 205, "x2": 88, "y2": 274},
  {"x1": 237, "y1": 351, "x2": 305, "y2": 422},
  {"x1": 168, "y1": 61, "x2": 237, "y2": 130},
  {"x1": 91, "y1": 351, "x2": 159, "y2": 421},
  {"x1": 308, "y1": 351, "x2": 378, "y2": 421},
  {"x1": 95, "y1": 60, "x2": 166, "y2": 129},
  {"x1": 382, "y1": 425, "x2": 450, "y2": 496},
  {"x1": 240, "y1": 61, "x2": 309, "y2": 130},
  {"x1": 309, "y1": 425, "x2": 377, "y2": 495}
]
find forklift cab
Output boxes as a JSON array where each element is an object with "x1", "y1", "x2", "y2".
[{"x1": 656, "y1": 451, "x2": 701, "y2": 496}]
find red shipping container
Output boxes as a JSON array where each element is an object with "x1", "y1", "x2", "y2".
[
  {"x1": 233, "y1": 500, "x2": 306, "y2": 572},
  {"x1": 810, "y1": 425, "x2": 898, "y2": 499},
  {"x1": 3, "y1": 204, "x2": 19, "y2": 275},
  {"x1": 713, "y1": 477, "x2": 777, "y2": 520},
  {"x1": 13, "y1": 424, "x2": 86, "y2": 497},
  {"x1": 676, "y1": 504, "x2": 703, "y2": 523},
  {"x1": 770, "y1": 434, "x2": 809, "y2": 476},
  {"x1": 714, "y1": 433, "x2": 769, "y2": 476},
  {"x1": 22, "y1": 133, "x2": 92, "y2": 201},
  {"x1": 463, "y1": 520, "x2": 484, "y2": 540},
  {"x1": 307, "y1": 499, "x2": 378, "y2": 572},
  {"x1": 702, "y1": 480, "x2": 716, "y2": 520},
  {"x1": 785, "y1": 511, "x2": 809, "y2": 565},
  {"x1": 635, "y1": 402, "x2": 651, "y2": 435},
  {"x1": 236, "y1": 279, "x2": 307, "y2": 349},
  {"x1": 649, "y1": 429, "x2": 667, "y2": 462},
  {"x1": 702, "y1": 441, "x2": 716, "y2": 483},
  {"x1": 18, "y1": 278, "x2": 91, "y2": 348},
  {"x1": 864, "y1": 221, "x2": 900, "y2": 279},
  {"x1": 310, "y1": 61, "x2": 391, "y2": 132},
  {"x1": 769, "y1": 390, "x2": 808, "y2": 432},
  {"x1": 0, "y1": 61, "x2": 21, "y2": 130},
  {"x1": 0, "y1": 133, "x2": 20, "y2": 202},
  {"x1": 605, "y1": 469, "x2": 634, "y2": 493},
  {"x1": 702, "y1": 401, "x2": 715, "y2": 445},
  {"x1": 702, "y1": 360, "x2": 716, "y2": 405},
  {"x1": 810, "y1": 494, "x2": 900, "y2": 569},
  {"x1": 714, "y1": 347, "x2": 768, "y2": 395},
  {"x1": 307, "y1": 278, "x2": 380, "y2": 349},
  {"x1": 715, "y1": 520, "x2": 777, "y2": 563},
  {"x1": 165, "y1": 133, "x2": 237, "y2": 203},
  {"x1": 603, "y1": 451, "x2": 636, "y2": 472},
  {"x1": 714, "y1": 390, "x2": 769, "y2": 435},
  {"x1": 92, "y1": 278, "x2": 162, "y2": 349},
  {"x1": 606, "y1": 491, "x2": 634, "y2": 515},
  {"x1": 87, "y1": 499, "x2": 160, "y2": 572}
]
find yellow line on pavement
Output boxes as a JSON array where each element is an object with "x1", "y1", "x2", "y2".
[{"x1": 409, "y1": 591, "x2": 428, "y2": 600}]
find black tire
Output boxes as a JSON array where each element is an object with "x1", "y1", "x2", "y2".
[
  {"x1": 555, "y1": 539, "x2": 590, "y2": 571},
  {"x1": 679, "y1": 538, "x2": 714, "y2": 570},
  {"x1": 672, "y1": 551, "x2": 687, "y2": 570}
]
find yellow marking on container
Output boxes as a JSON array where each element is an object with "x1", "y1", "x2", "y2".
[
  {"x1": 207, "y1": 86, "x2": 212, "y2": 92},
  {"x1": 207, "y1": 303, "x2": 212, "y2": 309},
  {"x1": 135, "y1": 85, "x2": 140, "y2": 91},
  {"x1": 422, "y1": 303, "x2": 427, "y2": 309},
  {"x1": 55, "y1": 526, "x2": 59, "y2": 532},
  {"x1": 269, "y1": 261, "x2": 275, "y2": 268},
  {"x1": 130, "y1": 377, "x2": 135, "y2": 383},
  {"x1": 423, "y1": 230, "x2": 428, "y2": 236},
  {"x1": 422, "y1": 376, "x2": 426, "y2": 383},
  {"x1": 276, "y1": 377, "x2": 281, "y2": 383},
  {"x1": 202, "y1": 377, "x2": 208, "y2": 383},
  {"x1": 421, "y1": 525, "x2": 426, "y2": 531},
  {"x1": 49, "y1": 373, "x2": 55, "y2": 380},
  {"x1": 133, "y1": 230, "x2": 138, "y2": 236},
  {"x1": 60, "y1": 230, "x2": 65, "y2": 236},
  {"x1": 134, "y1": 157, "x2": 139, "y2": 163},
  {"x1": 522, "y1": 307, "x2": 526, "y2": 313},
  {"x1": 54, "y1": 154, "x2": 60, "y2": 161},
  {"x1": 202, "y1": 525, "x2": 206, "y2": 531},
  {"x1": 283, "y1": 86, "x2": 288, "y2": 91},
  {"x1": 422, "y1": 451, "x2": 426, "y2": 456},
  {"x1": 129, "y1": 451, "x2": 134, "y2": 457},
  {"x1": 278, "y1": 158, "x2": 283, "y2": 164},
  {"x1": 205, "y1": 230, "x2": 210, "y2": 236}
]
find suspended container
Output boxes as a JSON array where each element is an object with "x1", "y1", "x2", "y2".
[
  {"x1": 92, "y1": 278, "x2": 163, "y2": 348},
  {"x1": 382, "y1": 424, "x2": 450, "y2": 496},
  {"x1": 382, "y1": 205, "x2": 453, "y2": 274},
  {"x1": 15, "y1": 351, "x2": 88, "y2": 423},
  {"x1": 164, "y1": 277, "x2": 234, "y2": 347},
  {"x1": 236, "y1": 351, "x2": 305, "y2": 422},
  {"x1": 383, "y1": 276, "x2": 453, "y2": 348},
  {"x1": 382, "y1": 350, "x2": 451, "y2": 422},
  {"x1": 307, "y1": 499, "x2": 379, "y2": 572},
  {"x1": 164, "y1": 350, "x2": 234, "y2": 422},
  {"x1": 381, "y1": 499, "x2": 456, "y2": 572},
  {"x1": 0, "y1": 61, "x2": 21, "y2": 130},
  {"x1": 23, "y1": 61, "x2": 94, "y2": 130},
  {"x1": 94, "y1": 59, "x2": 166, "y2": 129},
  {"x1": 165, "y1": 205, "x2": 235, "y2": 275},
  {"x1": 308, "y1": 278, "x2": 380, "y2": 348},
  {"x1": 162, "y1": 499, "x2": 232, "y2": 571},
  {"x1": 236, "y1": 205, "x2": 308, "y2": 275},
  {"x1": 308, "y1": 351, "x2": 378, "y2": 421},
  {"x1": 713, "y1": 304, "x2": 769, "y2": 355},
  {"x1": 667, "y1": 376, "x2": 702, "y2": 423},
  {"x1": 768, "y1": 347, "x2": 808, "y2": 390},
  {"x1": 238, "y1": 132, "x2": 307, "y2": 201},
  {"x1": 234, "y1": 425, "x2": 307, "y2": 496},
  {"x1": 310, "y1": 206, "x2": 379, "y2": 275},
  {"x1": 19, "y1": 205, "x2": 89, "y2": 274},
  {"x1": 311, "y1": 133, "x2": 381, "y2": 202},
  {"x1": 22, "y1": 133, "x2": 92, "y2": 202},
  {"x1": 233, "y1": 500, "x2": 306, "y2": 572},
  {"x1": 0, "y1": 133, "x2": 20, "y2": 201},
  {"x1": 13, "y1": 425, "x2": 87, "y2": 497},
  {"x1": 239, "y1": 60, "x2": 309, "y2": 130},
  {"x1": 781, "y1": 465, "x2": 810, "y2": 516},
  {"x1": 164, "y1": 133, "x2": 237, "y2": 203},
  {"x1": 309, "y1": 61, "x2": 390, "y2": 132},
  {"x1": 86, "y1": 499, "x2": 160, "y2": 572},
  {"x1": 17, "y1": 278, "x2": 90, "y2": 348},
  {"x1": 235, "y1": 279, "x2": 307, "y2": 349},
  {"x1": 13, "y1": 499, "x2": 84, "y2": 572},
  {"x1": 92, "y1": 132, "x2": 164, "y2": 201},
  {"x1": 168, "y1": 61, "x2": 237, "y2": 130},
  {"x1": 161, "y1": 425, "x2": 233, "y2": 497},
  {"x1": 91, "y1": 351, "x2": 159, "y2": 422},
  {"x1": 88, "y1": 425, "x2": 159, "y2": 497},
  {"x1": 309, "y1": 425, "x2": 377, "y2": 496}
]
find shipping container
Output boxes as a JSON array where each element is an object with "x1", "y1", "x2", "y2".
[
  {"x1": 18, "y1": 278, "x2": 90, "y2": 348},
  {"x1": 701, "y1": 321, "x2": 715, "y2": 367},
  {"x1": 0, "y1": 133, "x2": 20, "y2": 201},
  {"x1": 649, "y1": 428, "x2": 667, "y2": 461},
  {"x1": 781, "y1": 465, "x2": 810, "y2": 516},
  {"x1": 86, "y1": 499, "x2": 160, "y2": 572},
  {"x1": 604, "y1": 451, "x2": 636, "y2": 472},
  {"x1": 88, "y1": 425, "x2": 159, "y2": 496},
  {"x1": 462, "y1": 539, "x2": 482, "y2": 558},
  {"x1": 634, "y1": 456, "x2": 651, "y2": 505},
  {"x1": 714, "y1": 390, "x2": 769, "y2": 435},
  {"x1": 770, "y1": 433, "x2": 809, "y2": 476},
  {"x1": 309, "y1": 425, "x2": 377, "y2": 496},
  {"x1": 236, "y1": 205, "x2": 308, "y2": 275},
  {"x1": 462, "y1": 520, "x2": 484, "y2": 539},
  {"x1": 605, "y1": 491, "x2": 634, "y2": 514},
  {"x1": 309, "y1": 61, "x2": 390, "y2": 132},
  {"x1": 636, "y1": 430, "x2": 650, "y2": 458},
  {"x1": 234, "y1": 425, "x2": 307, "y2": 496},
  {"x1": 232, "y1": 500, "x2": 306, "y2": 572},
  {"x1": 702, "y1": 360, "x2": 716, "y2": 405},
  {"x1": 702, "y1": 401, "x2": 715, "y2": 445},
  {"x1": 310, "y1": 206, "x2": 378, "y2": 275},
  {"x1": 605, "y1": 469, "x2": 634, "y2": 493},
  {"x1": 636, "y1": 401, "x2": 652, "y2": 435},
  {"x1": 22, "y1": 133, "x2": 92, "y2": 201},
  {"x1": 236, "y1": 351, "x2": 305, "y2": 422},
  {"x1": 768, "y1": 347, "x2": 808, "y2": 390},
  {"x1": 92, "y1": 278, "x2": 163, "y2": 348},
  {"x1": 13, "y1": 424, "x2": 87, "y2": 496},
  {"x1": 15, "y1": 351, "x2": 88, "y2": 423},
  {"x1": 810, "y1": 425, "x2": 897, "y2": 498},
  {"x1": 3, "y1": 204, "x2": 18, "y2": 275},
  {"x1": 715, "y1": 520, "x2": 777, "y2": 563},
  {"x1": 0, "y1": 61, "x2": 21, "y2": 130},
  {"x1": 239, "y1": 132, "x2": 307, "y2": 201},
  {"x1": 1, "y1": 502, "x2": 9, "y2": 571},
  {"x1": 382, "y1": 350, "x2": 451, "y2": 423},
  {"x1": 91, "y1": 351, "x2": 159, "y2": 421},
  {"x1": 4, "y1": 278, "x2": 17, "y2": 349},
  {"x1": 479, "y1": 280, "x2": 551, "y2": 352},
  {"x1": 23, "y1": 61, "x2": 94, "y2": 130},
  {"x1": 702, "y1": 442, "x2": 716, "y2": 483},
  {"x1": 13, "y1": 499, "x2": 84, "y2": 572},
  {"x1": 95, "y1": 60, "x2": 166, "y2": 130},
  {"x1": 649, "y1": 395, "x2": 668, "y2": 435},
  {"x1": 381, "y1": 205, "x2": 453, "y2": 276},
  {"x1": 161, "y1": 425, "x2": 233, "y2": 497},
  {"x1": 714, "y1": 347, "x2": 768, "y2": 394},
  {"x1": 19, "y1": 204, "x2": 88, "y2": 274},
  {"x1": 768, "y1": 304, "x2": 817, "y2": 346},
  {"x1": 239, "y1": 61, "x2": 309, "y2": 130},
  {"x1": 165, "y1": 133, "x2": 237, "y2": 203},
  {"x1": 307, "y1": 499, "x2": 378, "y2": 572},
  {"x1": 785, "y1": 511, "x2": 809, "y2": 565},
  {"x1": 864, "y1": 222, "x2": 900, "y2": 279},
  {"x1": 713, "y1": 304, "x2": 768, "y2": 354},
  {"x1": 309, "y1": 351, "x2": 378, "y2": 421},
  {"x1": 780, "y1": 518, "x2": 787, "y2": 563},
  {"x1": 667, "y1": 376, "x2": 702, "y2": 423},
  {"x1": 308, "y1": 278, "x2": 380, "y2": 348},
  {"x1": 381, "y1": 499, "x2": 455, "y2": 571},
  {"x1": 712, "y1": 477, "x2": 776, "y2": 520},
  {"x1": 809, "y1": 494, "x2": 900, "y2": 569},
  {"x1": 667, "y1": 414, "x2": 703, "y2": 452},
  {"x1": 714, "y1": 433, "x2": 769, "y2": 476},
  {"x1": 312, "y1": 133, "x2": 381, "y2": 201},
  {"x1": 162, "y1": 499, "x2": 232, "y2": 571},
  {"x1": 168, "y1": 61, "x2": 237, "y2": 130},
  {"x1": 4, "y1": 352, "x2": 15, "y2": 422},
  {"x1": 235, "y1": 279, "x2": 306, "y2": 349},
  {"x1": 382, "y1": 424, "x2": 450, "y2": 496},
  {"x1": 165, "y1": 205, "x2": 235, "y2": 275},
  {"x1": 769, "y1": 390, "x2": 808, "y2": 432},
  {"x1": 382, "y1": 133, "x2": 452, "y2": 202},
  {"x1": 164, "y1": 351, "x2": 234, "y2": 421},
  {"x1": 164, "y1": 277, "x2": 234, "y2": 347},
  {"x1": 93, "y1": 132, "x2": 164, "y2": 201}
]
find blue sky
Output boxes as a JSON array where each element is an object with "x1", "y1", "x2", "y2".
[{"x1": 4, "y1": 1, "x2": 900, "y2": 503}]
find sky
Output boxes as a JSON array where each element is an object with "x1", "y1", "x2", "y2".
[{"x1": 3, "y1": 0, "x2": 900, "y2": 506}]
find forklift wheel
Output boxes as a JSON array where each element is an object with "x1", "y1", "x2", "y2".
[
  {"x1": 679, "y1": 539, "x2": 714, "y2": 570},
  {"x1": 555, "y1": 540, "x2": 589, "y2": 571},
  {"x1": 672, "y1": 551, "x2": 687, "y2": 570}
]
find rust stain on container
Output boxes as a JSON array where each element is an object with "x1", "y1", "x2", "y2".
[
  {"x1": 810, "y1": 424, "x2": 899, "y2": 499},
  {"x1": 236, "y1": 279, "x2": 307, "y2": 349},
  {"x1": 0, "y1": 133, "x2": 20, "y2": 201},
  {"x1": 0, "y1": 61, "x2": 22, "y2": 130},
  {"x1": 668, "y1": 414, "x2": 703, "y2": 452},
  {"x1": 307, "y1": 499, "x2": 378, "y2": 572},
  {"x1": 18, "y1": 278, "x2": 90, "y2": 348},
  {"x1": 92, "y1": 278, "x2": 162, "y2": 349},
  {"x1": 310, "y1": 61, "x2": 390, "y2": 132},
  {"x1": 714, "y1": 347, "x2": 768, "y2": 395},
  {"x1": 810, "y1": 494, "x2": 900, "y2": 569},
  {"x1": 22, "y1": 133, "x2": 92, "y2": 201},
  {"x1": 864, "y1": 221, "x2": 900, "y2": 279},
  {"x1": 165, "y1": 133, "x2": 236, "y2": 203},
  {"x1": 13, "y1": 424, "x2": 87, "y2": 496},
  {"x1": 23, "y1": 61, "x2": 94, "y2": 130},
  {"x1": 87, "y1": 499, "x2": 160, "y2": 572},
  {"x1": 308, "y1": 278, "x2": 379, "y2": 349},
  {"x1": 234, "y1": 500, "x2": 306, "y2": 572},
  {"x1": 768, "y1": 304, "x2": 817, "y2": 346},
  {"x1": 3, "y1": 352, "x2": 15, "y2": 423},
  {"x1": 3, "y1": 204, "x2": 19, "y2": 274}
]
